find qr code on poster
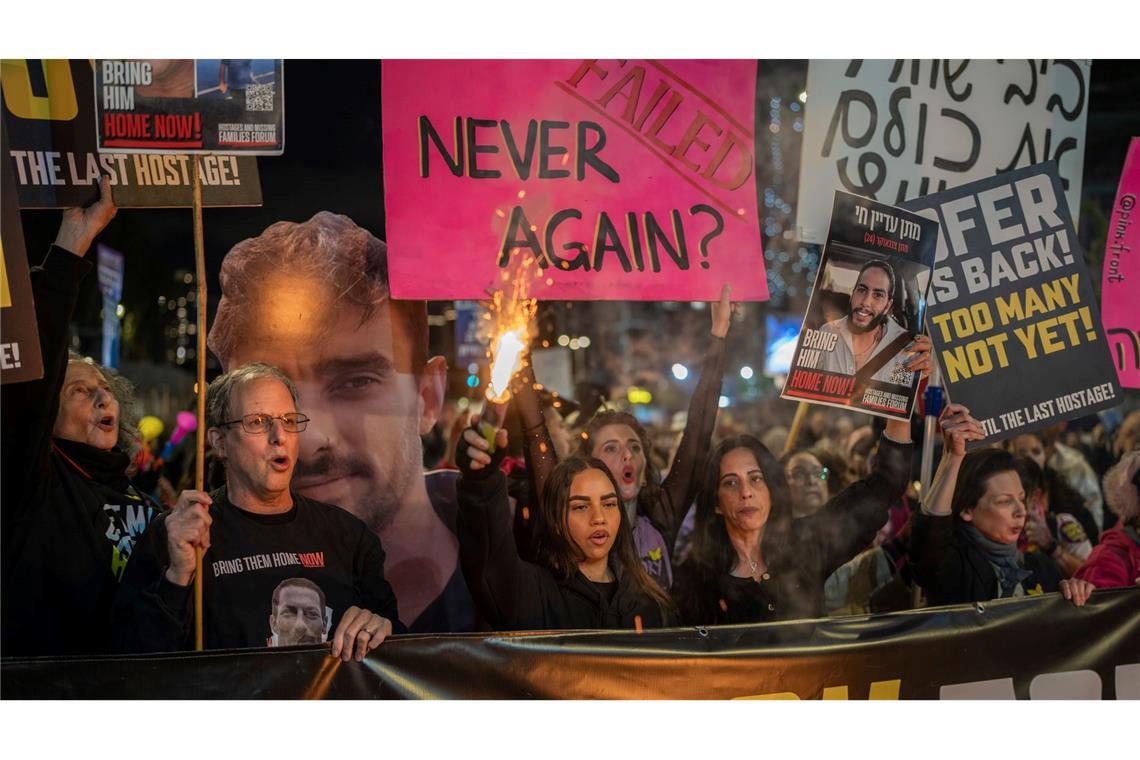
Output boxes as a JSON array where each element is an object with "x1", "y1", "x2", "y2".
[{"x1": 245, "y1": 83, "x2": 274, "y2": 112}]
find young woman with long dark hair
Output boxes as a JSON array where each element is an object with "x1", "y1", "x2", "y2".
[{"x1": 455, "y1": 423, "x2": 675, "y2": 631}]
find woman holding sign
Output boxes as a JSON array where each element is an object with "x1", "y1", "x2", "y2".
[
  {"x1": 455, "y1": 423, "x2": 675, "y2": 631},
  {"x1": 1, "y1": 179, "x2": 162, "y2": 657},
  {"x1": 909, "y1": 404, "x2": 1094, "y2": 606}
]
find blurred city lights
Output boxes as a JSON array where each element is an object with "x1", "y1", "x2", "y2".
[
  {"x1": 740, "y1": 366, "x2": 754, "y2": 380},
  {"x1": 672, "y1": 363, "x2": 689, "y2": 381}
]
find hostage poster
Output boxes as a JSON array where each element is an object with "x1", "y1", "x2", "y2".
[
  {"x1": 1, "y1": 59, "x2": 262, "y2": 207},
  {"x1": 781, "y1": 191, "x2": 937, "y2": 420},
  {"x1": 796, "y1": 60, "x2": 1090, "y2": 245},
  {"x1": 901, "y1": 161, "x2": 1122, "y2": 444},
  {"x1": 381, "y1": 59, "x2": 767, "y2": 301},
  {"x1": 94, "y1": 59, "x2": 284, "y2": 155}
]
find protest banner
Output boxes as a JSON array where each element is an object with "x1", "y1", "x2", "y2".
[
  {"x1": 4, "y1": 589, "x2": 1137, "y2": 699},
  {"x1": 780, "y1": 191, "x2": 937, "y2": 420},
  {"x1": 0, "y1": 122, "x2": 43, "y2": 385},
  {"x1": 1102, "y1": 137, "x2": 1140, "y2": 389},
  {"x1": 797, "y1": 60, "x2": 1090, "y2": 244},
  {"x1": 381, "y1": 59, "x2": 766, "y2": 301},
  {"x1": 1, "y1": 59, "x2": 262, "y2": 207},
  {"x1": 93, "y1": 59, "x2": 284, "y2": 156},
  {"x1": 901, "y1": 161, "x2": 1121, "y2": 444}
]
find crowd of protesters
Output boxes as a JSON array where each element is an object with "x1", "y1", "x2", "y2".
[{"x1": 2, "y1": 187, "x2": 1137, "y2": 661}]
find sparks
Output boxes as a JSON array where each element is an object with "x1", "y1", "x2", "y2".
[{"x1": 479, "y1": 256, "x2": 538, "y2": 405}]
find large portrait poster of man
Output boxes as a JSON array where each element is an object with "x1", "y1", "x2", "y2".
[{"x1": 781, "y1": 191, "x2": 938, "y2": 419}]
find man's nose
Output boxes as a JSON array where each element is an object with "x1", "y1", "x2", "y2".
[
  {"x1": 297, "y1": 398, "x2": 334, "y2": 458},
  {"x1": 267, "y1": 417, "x2": 286, "y2": 444}
]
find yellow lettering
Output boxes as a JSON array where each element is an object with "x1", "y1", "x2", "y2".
[
  {"x1": 996, "y1": 292, "x2": 1024, "y2": 325},
  {"x1": 943, "y1": 346, "x2": 972, "y2": 382},
  {"x1": 0, "y1": 60, "x2": 79, "y2": 121}
]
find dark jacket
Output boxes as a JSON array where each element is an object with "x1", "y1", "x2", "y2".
[
  {"x1": 457, "y1": 469, "x2": 676, "y2": 631},
  {"x1": 673, "y1": 435, "x2": 914, "y2": 625},
  {"x1": 1, "y1": 248, "x2": 157, "y2": 657},
  {"x1": 910, "y1": 512, "x2": 1063, "y2": 606}
]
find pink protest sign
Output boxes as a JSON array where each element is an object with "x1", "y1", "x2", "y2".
[
  {"x1": 381, "y1": 60, "x2": 766, "y2": 301},
  {"x1": 1103, "y1": 137, "x2": 1140, "y2": 388}
]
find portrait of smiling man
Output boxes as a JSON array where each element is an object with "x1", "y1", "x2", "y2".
[
  {"x1": 207, "y1": 211, "x2": 477, "y2": 633},
  {"x1": 818, "y1": 258, "x2": 916, "y2": 388}
]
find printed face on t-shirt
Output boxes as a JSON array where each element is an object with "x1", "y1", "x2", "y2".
[{"x1": 269, "y1": 584, "x2": 328, "y2": 645}]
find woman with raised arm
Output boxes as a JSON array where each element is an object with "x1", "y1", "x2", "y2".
[
  {"x1": 909, "y1": 404, "x2": 1094, "y2": 606},
  {"x1": 1, "y1": 178, "x2": 161, "y2": 657},
  {"x1": 455, "y1": 423, "x2": 675, "y2": 631},
  {"x1": 671, "y1": 414, "x2": 916, "y2": 625},
  {"x1": 514, "y1": 284, "x2": 735, "y2": 589}
]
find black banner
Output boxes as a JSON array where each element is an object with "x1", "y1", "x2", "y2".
[
  {"x1": 4, "y1": 589, "x2": 1137, "y2": 699},
  {"x1": 1, "y1": 59, "x2": 262, "y2": 208}
]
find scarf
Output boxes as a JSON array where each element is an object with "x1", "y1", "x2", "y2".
[
  {"x1": 961, "y1": 523, "x2": 1032, "y2": 597},
  {"x1": 52, "y1": 437, "x2": 133, "y2": 492}
]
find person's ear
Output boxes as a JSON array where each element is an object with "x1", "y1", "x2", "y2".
[
  {"x1": 960, "y1": 508, "x2": 974, "y2": 523},
  {"x1": 417, "y1": 356, "x2": 447, "y2": 436},
  {"x1": 207, "y1": 427, "x2": 225, "y2": 459}
]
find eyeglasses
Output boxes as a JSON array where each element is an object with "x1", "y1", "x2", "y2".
[
  {"x1": 219, "y1": 412, "x2": 309, "y2": 434},
  {"x1": 787, "y1": 466, "x2": 829, "y2": 484}
]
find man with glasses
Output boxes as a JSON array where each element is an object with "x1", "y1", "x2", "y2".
[
  {"x1": 114, "y1": 363, "x2": 402, "y2": 659},
  {"x1": 782, "y1": 450, "x2": 831, "y2": 520},
  {"x1": 207, "y1": 212, "x2": 476, "y2": 633}
]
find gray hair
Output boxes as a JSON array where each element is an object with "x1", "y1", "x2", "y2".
[
  {"x1": 1103, "y1": 451, "x2": 1139, "y2": 524},
  {"x1": 205, "y1": 362, "x2": 299, "y2": 431},
  {"x1": 66, "y1": 350, "x2": 140, "y2": 455}
]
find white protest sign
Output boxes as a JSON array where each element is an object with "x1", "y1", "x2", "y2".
[{"x1": 796, "y1": 60, "x2": 1090, "y2": 244}]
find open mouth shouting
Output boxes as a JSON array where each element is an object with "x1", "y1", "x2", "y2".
[
  {"x1": 95, "y1": 414, "x2": 116, "y2": 433},
  {"x1": 269, "y1": 452, "x2": 292, "y2": 472}
]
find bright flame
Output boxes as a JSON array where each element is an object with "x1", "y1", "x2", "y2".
[
  {"x1": 479, "y1": 253, "x2": 538, "y2": 405},
  {"x1": 486, "y1": 328, "x2": 526, "y2": 403}
]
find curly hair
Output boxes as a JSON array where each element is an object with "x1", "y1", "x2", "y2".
[{"x1": 66, "y1": 351, "x2": 140, "y2": 456}]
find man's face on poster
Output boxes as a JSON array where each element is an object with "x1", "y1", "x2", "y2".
[
  {"x1": 270, "y1": 584, "x2": 327, "y2": 645},
  {"x1": 226, "y1": 279, "x2": 440, "y2": 535},
  {"x1": 848, "y1": 267, "x2": 893, "y2": 334}
]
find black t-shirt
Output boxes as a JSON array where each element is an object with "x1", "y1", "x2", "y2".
[{"x1": 114, "y1": 489, "x2": 402, "y2": 652}]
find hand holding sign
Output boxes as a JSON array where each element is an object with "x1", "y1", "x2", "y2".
[
  {"x1": 54, "y1": 176, "x2": 116, "y2": 257},
  {"x1": 938, "y1": 403, "x2": 986, "y2": 458}
]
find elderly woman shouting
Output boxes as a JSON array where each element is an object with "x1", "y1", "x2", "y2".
[{"x1": 1, "y1": 178, "x2": 162, "y2": 657}]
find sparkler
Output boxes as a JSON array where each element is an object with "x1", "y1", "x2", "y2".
[{"x1": 477, "y1": 255, "x2": 538, "y2": 453}]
